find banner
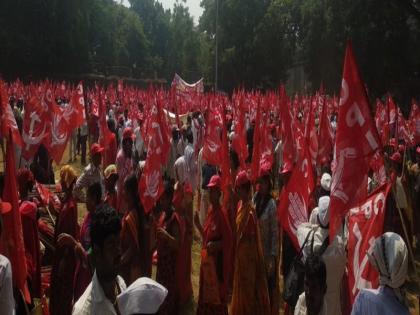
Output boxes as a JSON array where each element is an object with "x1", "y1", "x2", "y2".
[{"x1": 347, "y1": 183, "x2": 391, "y2": 304}]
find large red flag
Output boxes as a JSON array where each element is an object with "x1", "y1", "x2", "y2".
[
  {"x1": 330, "y1": 42, "x2": 381, "y2": 239},
  {"x1": 231, "y1": 93, "x2": 248, "y2": 169},
  {"x1": 374, "y1": 99, "x2": 389, "y2": 146},
  {"x1": 21, "y1": 95, "x2": 49, "y2": 160},
  {"x1": 347, "y1": 184, "x2": 391, "y2": 304},
  {"x1": 317, "y1": 95, "x2": 333, "y2": 164},
  {"x1": 0, "y1": 81, "x2": 23, "y2": 146},
  {"x1": 1, "y1": 133, "x2": 30, "y2": 301},
  {"x1": 202, "y1": 100, "x2": 224, "y2": 166},
  {"x1": 139, "y1": 97, "x2": 171, "y2": 213},
  {"x1": 277, "y1": 143, "x2": 315, "y2": 250},
  {"x1": 67, "y1": 82, "x2": 86, "y2": 128},
  {"x1": 279, "y1": 86, "x2": 295, "y2": 163}
]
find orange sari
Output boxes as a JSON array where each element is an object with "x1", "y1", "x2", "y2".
[
  {"x1": 120, "y1": 210, "x2": 141, "y2": 285},
  {"x1": 230, "y1": 200, "x2": 270, "y2": 315}
]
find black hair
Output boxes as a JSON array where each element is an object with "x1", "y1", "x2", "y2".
[
  {"x1": 186, "y1": 131, "x2": 194, "y2": 144},
  {"x1": 305, "y1": 255, "x2": 327, "y2": 287},
  {"x1": 90, "y1": 204, "x2": 121, "y2": 249},
  {"x1": 124, "y1": 174, "x2": 139, "y2": 204},
  {"x1": 87, "y1": 182, "x2": 102, "y2": 205},
  {"x1": 163, "y1": 179, "x2": 174, "y2": 200}
]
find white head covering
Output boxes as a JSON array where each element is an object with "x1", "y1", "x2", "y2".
[
  {"x1": 317, "y1": 196, "x2": 330, "y2": 227},
  {"x1": 320, "y1": 173, "x2": 332, "y2": 192},
  {"x1": 368, "y1": 232, "x2": 408, "y2": 303},
  {"x1": 117, "y1": 277, "x2": 168, "y2": 315}
]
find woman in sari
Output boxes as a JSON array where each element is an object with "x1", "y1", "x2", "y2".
[
  {"x1": 195, "y1": 175, "x2": 233, "y2": 315},
  {"x1": 230, "y1": 170, "x2": 270, "y2": 315},
  {"x1": 253, "y1": 167, "x2": 279, "y2": 315},
  {"x1": 156, "y1": 180, "x2": 184, "y2": 315},
  {"x1": 50, "y1": 165, "x2": 79, "y2": 315}
]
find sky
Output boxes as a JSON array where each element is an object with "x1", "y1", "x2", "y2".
[{"x1": 121, "y1": 0, "x2": 203, "y2": 24}]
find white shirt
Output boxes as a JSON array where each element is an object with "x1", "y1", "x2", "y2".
[
  {"x1": 351, "y1": 286, "x2": 410, "y2": 315},
  {"x1": 294, "y1": 292, "x2": 327, "y2": 315},
  {"x1": 134, "y1": 127, "x2": 144, "y2": 157},
  {"x1": 0, "y1": 255, "x2": 14, "y2": 315},
  {"x1": 184, "y1": 143, "x2": 198, "y2": 190},
  {"x1": 174, "y1": 156, "x2": 187, "y2": 184},
  {"x1": 72, "y1": 271, "x2": 127, "y2": 315},
  {"x1": 297, "y1": 224, "x2": 346, "y2": 315}
]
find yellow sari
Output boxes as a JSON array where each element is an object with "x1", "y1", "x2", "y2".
[{"x1": 230, "y1": 201, "x2": 270, "y2": 315}]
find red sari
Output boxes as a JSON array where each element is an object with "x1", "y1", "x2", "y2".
[
  {"x1": 120, "y1": 210, "x2": 141, "y2": 285},
  {"x1": 197, "y1": 205, "x2": 233, "y2": 315},
  {"x1": 50, "y1": 197, "x2": 79, "y2": 315},
  {"x1": 156, "y1": 209, "x2": 185, "y2": 315},
  {"x1": 20, "y1": 200, "x2": 41, "y2": 299}
]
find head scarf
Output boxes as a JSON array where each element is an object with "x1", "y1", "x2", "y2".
[
  {"x1": 60, "y1": 165, "x2": 77, "y2": 189},
  {"x1": 368, "y1": 232, "x2": 408, "y2": 303}
]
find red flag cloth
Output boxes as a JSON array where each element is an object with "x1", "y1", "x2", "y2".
[
  {"x1": 409, "y1": 100, "x2": 420, "y2": 145},
  {"x1": 68, "y1": 82, "x2": 86, "y2": 128},
  {"x1": 386, "y1": 95, "x2": 397, "y2": 143},
  {"x1": 202, "y1": 104, "x2": 224, "y2": 166},
  {"x1": 139, "y1": 99, "x2": 170, "y2": 213},
  {"x1": 396, "y1": 106, "x2": 413, "y2": 145},
  {"x1": 330, "y1": 42, "x2": 381, "y2": 240},
  {"x1": 251, "y1": 99, "x2": 262, "y2": 181},
  {"x1": 317, "y1": 95, "x2": 333, "y2": 165},
  {"x1": 279, "y1": 86, "x2": 295, "y2": 163},
  {"x1": 231, "y1": 94, "x2": 248, "y2": 169},
  {"x1": 347, "y1": 184, "x2": 391, "y2": 304},
  {"x1": 42, "y1": 91, "x2": 71, "y2": 164},
  {"x1": 277, "y1": 145, "x2": 315, "y2": 250},
  {"x1": 374, "y1": 99, "x2": 389, "y2": 147},
  {"x1": 21, "y1": 95, "x2": 50, "y2": 160},
  {"x1": 0, "y1": 81, "x2": 23, "y2": 146},
  {"x1": 1, "y1": 134, "x2": 30, "y2": 301}
]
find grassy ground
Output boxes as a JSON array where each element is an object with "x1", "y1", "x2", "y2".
[{"x1": 1, "y1": 143, "x2": 419, "y2": 314}]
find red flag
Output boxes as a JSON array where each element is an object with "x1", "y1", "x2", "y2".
[
  {"x1": 409, "y1": 100, "x2": 420, "y2": 144},
  {"x1": 374, "y1": 99, "x2": 389, "y2": 146},
  {"x1": 1, "y1": 133, "x2": 30, "y2": 301},
  {"x1": 42, "y1": 91, "x2": 71, "y2": 164},
  {"x1": 0, "y1": 81, "x2": 23, "y2": 146},
  {"x1": 279, "y1": 86, "x2": 294, "y2": 163},
  {"x1": 317, "y1": 95, "x2": 333, "y2": 164},
  {"x1": 68, "y1": 82, "x2": 86, "y2": 128},
  {"x1": 251, "y1": 99, "x2": 262, "y2": 181},
  {"x1": 231, "y1": 93, "x2": 248, "y2": 169},
  {"x1": 396, "y1": 106, "x2": 413, "y2": 145},
  {"x1": 347, "y1": 184, "x2": 391, "y2": 304},
  {"x1": 330, "y1": 42, "x2": 381, "y2": 239},
  {"x1": 202, "y1": 101, "x2": 224, "y2": 166},
  {"x1": 277, "y1": 144, "x2": 315, "y2": 250},
  {"x1": 21, "y1": 95, "x2": 50, "y2": 160},
  {"x1": 139, "y1": 97, "x2": 171, "y2": 213}
]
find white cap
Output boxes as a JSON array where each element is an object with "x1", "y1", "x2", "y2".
[
  {"x1": 317, "y1": 196, "x2": 330, "y2": 227},
  {"x1": 320, "y1": 173, "x2": 332, "y2": 192},
  {"x1": 117, "y1": 277, "x2": 168, "y2": 315}
]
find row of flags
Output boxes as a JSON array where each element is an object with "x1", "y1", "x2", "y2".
[{"x1": 0, "y1": 42, "x2": 419, "y2": 305}]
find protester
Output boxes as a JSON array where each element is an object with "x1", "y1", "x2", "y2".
[
  {"x1": 104, "y1": 120, "x2": 118, "y2": 168},
  {"x1": 351, "y1": 232, "x2": 409, "y2": 315},
  {"x1": 80, "y1": 122, "x2": 89, "y2": 165},
  {"x1": 156, "y1": 181, "x2": 184, "y2": 315},
  {"x1": 230, "y1": 170, "x2": 270, "y2": 315},
  {"x1": 195, "y1": 175, "x2": 233, "y2": 315},
  {"x1": 166, "y1": 127, "x2": 181, "y2": 181},
  {"x1": 120, "y1": 174, "x2": 146, "y2": 285},
  {"x1": 297, "y1": 196, "x2": 346, "y2": 315},
  {"x1": 184, "y1": 130, "x2": 198, "y2": 191},
  {"x1": 117, "y1": 277, "x2": 168, "y2": 315},
  {"x1": 0, "y1": 198, "x2": 15, "y2": 315},
  {"x1": 74, "y1": 143, "x2": 105, "y2": 202},
  {"x1": 72, "y1": 204, "x2": 125, "y2": 315},
  {"x1": 50, "y1": 165, "x2": 79, "y2": 315},
  {"x1": 294, "y1": 255, "x2": 328, "y2": 315},
  {"x1": 104, "y1": 164, "x2": 119, "y2": 210},
  {"x1": 116, "y1": 128, "x2": 135, "y2": 214},
  {"x1": 18, "y1": 168, "x2": 42, "y2": 300},
  {"x1": 174, "y1": 154, "x2": 187, "y2": 184},
  {"x1": 253, "y1": 167, "x2": 280, "y2": 314}
]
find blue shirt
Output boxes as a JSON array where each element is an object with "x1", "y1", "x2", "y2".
[{"x1": 351, "y1": 286, "x2": 409, "y2": 315}]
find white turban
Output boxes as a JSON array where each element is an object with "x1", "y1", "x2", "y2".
[
  {"x1": 317, "y1": 196, "x2": 330, "y2": 227},
  {"x1": 320, "y1": 173, "x2": 332, "y2": 192},
  {"x1": 368, "y1": 232, "x2": 408, "y2": 303},
  {"x1": 117, "y1": 277, "x2": 168, "y2": 315}
]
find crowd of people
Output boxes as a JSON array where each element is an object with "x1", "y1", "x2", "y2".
[{"x1": 0, "y1": 80, "x2": 419, "y2": 315}]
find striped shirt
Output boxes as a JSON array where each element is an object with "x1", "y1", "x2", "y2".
[{"x1": 73, "y1": 163, "x2": 104, "y2": 202}]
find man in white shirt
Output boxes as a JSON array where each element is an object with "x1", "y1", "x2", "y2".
[
  {"x1": 174, "y1": 155, "x2": 187, "y2": 184},
  {"x1": 184, "y1": 131, "x2": 198, "y2": 191},
  {"x1": 297, "y1": 196, "x2": 346, "y2": 315},
  {"x1": 0, "y1": 199, "x2": 15, "y2": 315},
  {"x1": 294, "y1": 255, "x2": 328, "y2": 315},
  {"x1": 73, "y1": 204, "x2": 126, "y2": 315}
]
